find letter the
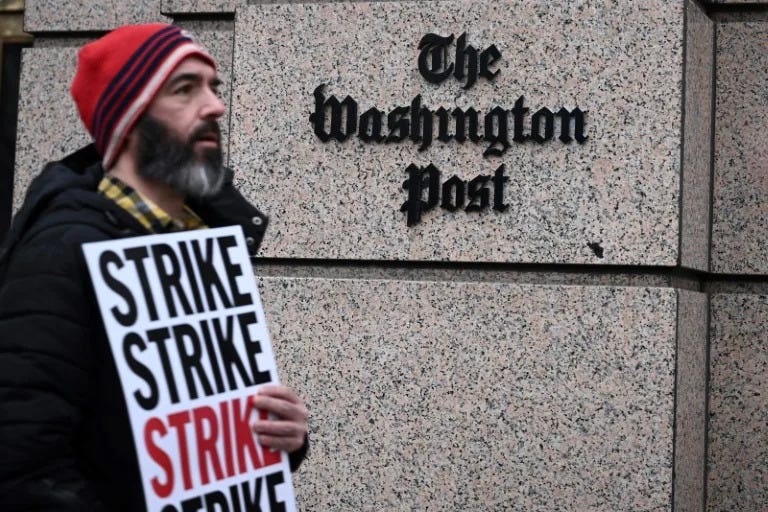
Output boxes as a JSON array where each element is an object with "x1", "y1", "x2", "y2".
[
  {"x1": 479, "y1": 44, "x2": 502, "y2": 81},
  {"x1": 454, "y1": 32, "x2": 479, "y2": 90},
  {"x1": 417, "y1": 33, "x2": 455, "y2": 84}
]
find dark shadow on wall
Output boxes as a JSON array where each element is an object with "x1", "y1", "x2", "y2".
[{"x1": 1, "y1": 42, "x2": 31, "y2": 242}]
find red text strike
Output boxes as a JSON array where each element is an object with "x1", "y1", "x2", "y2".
[{"x1": 144, "y1": 395, "x2": 281, "y2": 498}]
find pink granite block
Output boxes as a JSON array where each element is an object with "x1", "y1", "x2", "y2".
[{"x1": 261, "y1": 278, "x2": 681, "y2": 510}]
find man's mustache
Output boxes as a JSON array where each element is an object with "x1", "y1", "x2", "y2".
[{"x1": 189, "y1": 121, "x2": 221, "y2": 144}]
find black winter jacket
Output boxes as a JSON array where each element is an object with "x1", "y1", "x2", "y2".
[{"x1": 0, "y1": 145, "x2": 305, "y2": 511}]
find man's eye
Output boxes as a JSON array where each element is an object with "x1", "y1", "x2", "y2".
[{"x1": 174, "y1": 84, "x2": 193, "y2": 95}]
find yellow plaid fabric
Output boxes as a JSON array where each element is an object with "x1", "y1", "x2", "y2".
[{"x1": 98, "y1": 175, "x2": 207, "y2": 233}]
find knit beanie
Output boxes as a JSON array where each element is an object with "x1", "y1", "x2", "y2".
[{"x1": 71, "y1": 23, "x2": 216, "y2": 169}]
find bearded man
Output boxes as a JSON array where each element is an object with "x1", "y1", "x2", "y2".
[{"x1": 0, "y1": 24, "x2": 308, "y2": 511}]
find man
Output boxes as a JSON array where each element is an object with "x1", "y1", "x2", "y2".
[{"x1": 0, "y1": 24, "x2": 309, "y2": 510}]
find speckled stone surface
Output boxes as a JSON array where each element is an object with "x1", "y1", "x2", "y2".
[
  {"x1": 674, "y1": 290, "x2": 708, "y2": 512},
  {"x1": 260, "y1": 278, "x2": 679, "y2": 510},
  {"x1": 13, "y1": 48, "x2": 90, "y2": 212},
  {"x1": 32, "y1": 38, "x2": 96, "y2": 48},
  {"x1": 711, "y1": 23, "x2": 768, "y2": 274},
  {"x1": 681, "y1": 0, "x2": 713, "y2": 272},
  {"x1": 162, "y1": 0, "x2": 239, "y2": 14},
  {"x1": 708, "y1": 294, "x2": 768, "y2": 511},
  {"x1": 230, "y1": 0, "x2": 688, "y2": 265},
  {"x1": 13, "y1": 23, "x2": 233, "y2": 213},
  {"x1": 24, "y1": 0, "x2": 167, "y2": 32},
  {"x1": 706, "y1": 281, "x2": 768, "y2": 294}
]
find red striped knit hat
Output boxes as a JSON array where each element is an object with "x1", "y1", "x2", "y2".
[{"x1": 71, "y1": 23, "x2": 216, "y2": 169}]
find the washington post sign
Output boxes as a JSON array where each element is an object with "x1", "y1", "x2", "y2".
[{"x1": 83, "y1": 226, "x2": 296, "y2": 512}]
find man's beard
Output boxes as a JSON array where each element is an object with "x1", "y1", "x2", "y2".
[{"x1": 134, "y1": 114, "x2": 225, "y2": 199}]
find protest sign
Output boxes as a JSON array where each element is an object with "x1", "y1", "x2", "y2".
[{"x1": 83, "y1": 225, "x2": 296, "y2": 512}]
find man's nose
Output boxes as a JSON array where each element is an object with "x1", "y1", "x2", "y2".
[{"x1": 201, "y1": 89, "x2": 226, "y2": 119}]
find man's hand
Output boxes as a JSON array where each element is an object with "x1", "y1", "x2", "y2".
[{"x1": 251, "y1": 385, "x2": 309, "y2": 453}]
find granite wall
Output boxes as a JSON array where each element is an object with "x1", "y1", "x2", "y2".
[
  {"x1": 706, "y1": 12, "x2": 768, "y2": 512},
  {"x1": 708, "y1": 294, "x2": 768, "y2": 511},
  {"x1": 12, "y1": 0, "x2": 768, "y2": 510}
]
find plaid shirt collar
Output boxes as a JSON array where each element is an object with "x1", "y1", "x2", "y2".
[{"x1": 98, "y1": 174, "x2": 206, "y2": 233}]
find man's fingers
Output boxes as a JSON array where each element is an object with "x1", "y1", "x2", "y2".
[
  {"x1": 250, "y1": 385, "x2": 309, "y2": 454},
  {"x1": 251, "y1": 420, "x2": 307, "y2": 438},
  {"x1": 252, "y1": 394, "x2": 308, "y2": 421},
  {"x1": 252, "y1": 419, "x2": 307, "y2": 453},
  {"x1": 256, "y1": 433, "x2": 304, "y2": 453},
  {"x1": 256, "y1": 385, "x2": 300, "y2": 404}
]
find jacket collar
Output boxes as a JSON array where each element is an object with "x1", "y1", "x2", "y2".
[{"x1": 1, "y1": 144, "x2": 268, "y2": 265}]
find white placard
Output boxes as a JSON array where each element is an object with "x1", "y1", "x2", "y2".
[{"x1": 83, "y1": 226, "x2": 296, "y2": 512}]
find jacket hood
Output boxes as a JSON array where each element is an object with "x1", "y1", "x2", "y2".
[{"x1": 0, "y1": 144, "x2": 126, "y2": 266}]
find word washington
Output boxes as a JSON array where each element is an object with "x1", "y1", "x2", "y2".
[{"x1": 309, "y1": 85, "x2": 588, "y2": 157}]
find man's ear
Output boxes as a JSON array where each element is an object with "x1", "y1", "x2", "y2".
[
  {"x1": 124, "y1": 127, "x2": 138, "y2": 151},
  {"x1": 121, "y1": 125, "x2": 143, "y2": 160},
  {"x1": 109, "y1": 124, "x2": 142, "y2": 173}
]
